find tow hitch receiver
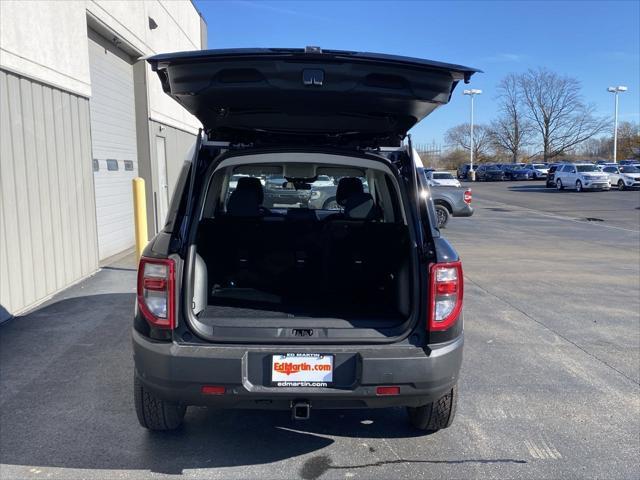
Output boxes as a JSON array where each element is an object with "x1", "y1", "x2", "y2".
[{"x1": 292, "y1": 401, "x2": 311, "y2": 420}]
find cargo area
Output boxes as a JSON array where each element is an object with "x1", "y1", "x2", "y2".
[
  {"x1": 195, "y1": 216, "x2": 412, "y2": 328},
  {"x1": 185, "y1": 153, "x2": 417, "y2": 342}
]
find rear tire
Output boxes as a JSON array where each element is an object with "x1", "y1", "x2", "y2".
[
  {"x1": 556, "y1": 179, "x2": 564, "y2": 190},
  {"x1": 134, "y1": 375, "x2": 186, "y2": 431},
  {"x1": 407, "y1": 384, "x2": 458, "y2": 432},
  {"x1": 434, "y1": 204, "x2": 450, "y2": 228},
  {"x1": 618, "y1": 180, "x2": 625, "y2": 191}
]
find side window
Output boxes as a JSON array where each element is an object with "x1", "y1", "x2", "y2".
[{"x1": 106, "y1": 159, "x2": 118, "y2": 171}]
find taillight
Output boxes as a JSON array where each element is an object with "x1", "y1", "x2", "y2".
[
  {"x1": 463, "y1": 189, "x2": 472, "y2": 204},
  {"x1": 137, "y1": 257, "x2": 175, "y2": 329},
  {"x1": 201, "y1": 385, "x2": 226, "y2": 395},
  {"x1": 376, "y1": 386, "x2": 400, "y2": 396},
  {"x1": 428, "y1": 261, "x2": 463, "y2": 331}
]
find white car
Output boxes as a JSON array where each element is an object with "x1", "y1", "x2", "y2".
[
  {"x1": 523, "y1": 163, "x2": 549, "y2": 179},
  {"x1": 601, "y1": 164, "x2": 640, "y2": 190},
  {"x1": 555, "y1": 163, "x2": 611, "y2": 191},
  {"x1": 426, "y1": 171, "x2": 462, "y2": 187},
  {"x1": 312, "y1": 175, "x2": 336, "y2": 187}
]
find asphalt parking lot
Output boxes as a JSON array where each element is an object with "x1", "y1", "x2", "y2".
[{"x1": 1, "y1": 181, "x2": 639, "y2": 479}]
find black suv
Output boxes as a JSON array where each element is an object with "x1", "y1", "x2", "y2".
[
  {"x1": 476, "y1": 164, "x2": 506, "y2": 181},
  {"x1": 133, "y1": 48, "x2": 478, "y2": 432}
]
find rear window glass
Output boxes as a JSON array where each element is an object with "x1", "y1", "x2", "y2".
[
  {"x1": 225, "y1": 172, "x2": 368, "y2": 211},
  {"x1": 432, "y1": 173, "x2": 454, "y2": 179}
]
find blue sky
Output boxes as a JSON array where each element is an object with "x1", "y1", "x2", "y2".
[{"x1": 193, "y1": 0, "x2": 639, "y2": 145}]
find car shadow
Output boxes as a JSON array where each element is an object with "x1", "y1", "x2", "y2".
[
  {"x1": 0, "y1": 292, "x2": 430, "y2": 476},
  {"x1": 508, "y1": 185, "x2": 575, "y2": 193}
]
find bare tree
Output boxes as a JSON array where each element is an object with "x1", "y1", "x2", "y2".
[
  {"x1": 444, "y1": 124, "x2": 492, "y2": 161},
  {"x1": 577, "y1": 121, "x2": 639, "y2": 160},
  {"x1": 617, "y1": 121, "x2": 640, "y2": 160},
  {"x1": 489, "y1": 74, "x2": 532, "y2": 163},
  {"x1": 519, "y1": 68, "x2": 608, "y2": 161}
]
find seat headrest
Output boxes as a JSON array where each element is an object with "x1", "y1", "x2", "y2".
[
  {"x1": 235, "y1": 177, "x2": 264, "y2": 203},
  {"x1": 344, "y1": 192, "x2": 378, "y2": 220},
  {"x1": 227, "y1": 177, "x2": 264, "y2": 217},
  {"x1": 336, "y1": 177, "x2": 364, "y2": 206}
]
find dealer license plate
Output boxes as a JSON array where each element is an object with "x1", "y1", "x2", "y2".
[{"x1": 271, "y1": 353, "x2": 333, "y2": 387}]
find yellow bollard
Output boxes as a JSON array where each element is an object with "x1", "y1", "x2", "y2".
[{"x1": 132, "y1": 178, "x2": 148, "y2": 261}]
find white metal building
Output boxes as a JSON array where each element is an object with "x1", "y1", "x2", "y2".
[{"x1": 0, "y1": 1, "x2": 207, "y2": 321}]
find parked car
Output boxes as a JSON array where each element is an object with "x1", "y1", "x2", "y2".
[
  {"x1": 596, "y1": 163, "x2": 617, "y2": 171},
  {"x1": 308, "y1": 185, "x2": 340, "y2": 210},
  {"x1": 619, "y1": 159, "x2": 640, "y2": 166},
  {"x1": 602, "y1": 164, "x2": 640, "y2": 190},
  {"x1": 426, "y1": 171, "x2": 462, "y2": 187},
  {"x1": 476, "y1": 164, "x2": 506, "y2": 181},
  {"x1": 523, "y1": 163, "x2": 549, "y2": 180},
  {"x1": 456, "y1": 163, "x2": 477, "y2": 179},
  {"x1": 417, "y1": 168, "x2": 473, "y2": 228},
  {"x1": 133, "y1": 47, "x2": 475, "y2": 432},
  {"x1": 502, "y1": 164, "x2": 532, "y2": 180},
  {"x1": 554, "y1": 163, "x2": 611, "y2": 191},
  {"x1": 502, "y1": 163, "x2": 524, "y2": 180},
  {"x1": 263, "y1": 176, "x2": 312, "y2": 208},
  {"x1": 545, "y1": 164, "x2": 563, "y2": 188}
]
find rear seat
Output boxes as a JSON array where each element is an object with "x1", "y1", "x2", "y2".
[
  {"x1": 321, "y1": 184, "x2": 406, "y2": 299},
  {"x1": 198, "y1": 177, "x2": 324, "y2": 296},
  {"x1": 198, "y1": 176, "x2": 406, "y2": 302}
]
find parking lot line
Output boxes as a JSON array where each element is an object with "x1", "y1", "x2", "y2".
[{"x1": 476, "y1": 198, "x2": 640, "y2": 234}]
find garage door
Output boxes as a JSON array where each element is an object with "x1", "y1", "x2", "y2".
[{"x1": 88, "y1": 31, "x2": 138, "y2": 260}]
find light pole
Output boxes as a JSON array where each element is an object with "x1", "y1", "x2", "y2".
[
  {"x1": 607, "y1": 86, "x2": 627, "y2": 163},
  {"x1": 463, "y1": 89, "x2": 482, "y2": 181}
]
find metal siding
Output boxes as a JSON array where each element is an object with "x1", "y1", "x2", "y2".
[
  {"x1": 149, "y1": 120, "x2": 195, "y2": 199},
  {"x1": 0, "y1": 69, "x2": 99, "y2": 320},
  {"x1": 88, "y1": 34, "x2": 138, "y2": 260},
  {"x1": 31, "y1": 82, "x2": 56, "y2": 294},
  {"x1": 147, "y1": 120, "x2": 195, "y2": 233},
  {"x1": 20, "y1": 76, "x2": 47, "y2": 302},
  {"x1": 0, "y1": 71, "x2": 24, "y2": 311}
]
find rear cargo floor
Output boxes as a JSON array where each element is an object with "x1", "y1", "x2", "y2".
[{"x1": 199, "y1": 287, "x2": 404, "y2": 328}]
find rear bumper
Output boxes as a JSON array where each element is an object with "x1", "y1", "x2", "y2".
[
  {"x1": 451, "y1": 204, "x2": 474, "y2": 217},
  {"x1": 132, "y1": 330, "x2": 463, "y2": 409}
]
